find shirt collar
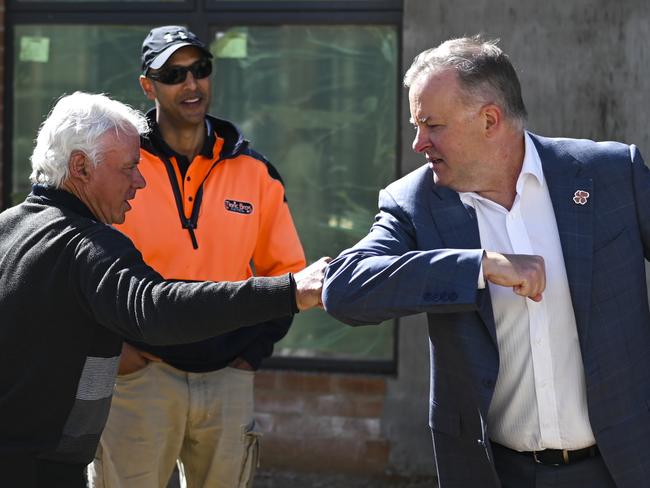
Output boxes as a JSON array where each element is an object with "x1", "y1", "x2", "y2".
[
  {"x1": 28, "y1": 184, "x2": 98, "y2": 221},
  {"x1": 518, "y1": 131, "x2": 544, "y2": 191}
]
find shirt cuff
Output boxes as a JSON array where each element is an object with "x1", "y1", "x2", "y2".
[
  {"x1": 289, "y1": 273, "x2": 300, "y2": 314},
  {"x1": 477, "y1": 252, "x2": 486, "y2": 289}
]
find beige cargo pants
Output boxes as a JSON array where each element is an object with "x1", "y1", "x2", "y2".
[{"x1": 88, "y1": 362, "x2": 260, "y2": 488}]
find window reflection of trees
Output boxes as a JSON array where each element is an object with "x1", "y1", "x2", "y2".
[
  {"x1": 11, "y1": 23, "x2": 398, "y2": 361},
  {"x1": 212, "y1": 25, "x2": 398, "y2": 360}
]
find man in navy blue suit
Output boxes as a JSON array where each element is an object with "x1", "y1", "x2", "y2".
[{"x1": 323, "y1": 35, "x2": 650, "y2": 488}]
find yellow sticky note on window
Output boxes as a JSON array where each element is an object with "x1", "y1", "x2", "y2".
[
  {"x1": 19, "y1": 36, "x2": 50, "y2": 63},
  {"x1": 214, "y1": 32, "x2": 247, "y2": 59}
]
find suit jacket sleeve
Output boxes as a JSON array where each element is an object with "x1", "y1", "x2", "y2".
[
  {"x1": 630, "y1": 145, "x2": 650, "y2": 259},
  {"x1": 323, "y1": 187, "x2": 484, "y2": 325}
]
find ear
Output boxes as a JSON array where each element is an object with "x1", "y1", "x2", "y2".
[
  {"x1": 481, "y1": 104, "x2": 502, "y2": 137},
  {"x1": 139, "y1": 75, "x2": 157, "y2": 101},
  {"x1": 68, "y1": 151, "x2": 92, "y2": 182}
]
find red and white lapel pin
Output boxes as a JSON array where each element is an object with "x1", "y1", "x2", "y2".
[{"x1": 573, "y1": 190, "x2": 590, "y2": 205}]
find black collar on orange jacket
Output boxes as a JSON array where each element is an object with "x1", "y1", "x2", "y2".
[
  {"x1": 140, "y1": 109, "x2": 250, "y2": 250},
  {"x1": 141, "y1": 108, "x2": 248, "y2": 165}
]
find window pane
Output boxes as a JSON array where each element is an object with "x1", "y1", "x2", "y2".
[
  {"x1": 12, "y1": 23, "x2": 398, "y2": 363},
  {"x1": 210, "y1": 25, "x2": 398, "y2": 361},
  {"x1": 12, "y1": 25, "x2": 153, "y2": 204}
]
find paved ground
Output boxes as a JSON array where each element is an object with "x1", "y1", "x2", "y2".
[
  {"x1": 253, "y1": 470, "x2": 437, "y2": 488},
  {"x1": 169, "y1": 467, "x2": 437, "y2": 487}
]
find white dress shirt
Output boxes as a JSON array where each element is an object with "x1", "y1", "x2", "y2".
[{"x1": 459, "y1": 132, "x2": 596, "y2": 451}]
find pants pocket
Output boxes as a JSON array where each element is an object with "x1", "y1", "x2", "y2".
[
  {"x1": 116, "y1": 360, "x2": 154, "y2": 382},
  {"x1": 237, "y1": 421, "x2": 262, "y2": 488},
  {"x1": 87, "y1": 443, "x2": 104, "y2": 488}
]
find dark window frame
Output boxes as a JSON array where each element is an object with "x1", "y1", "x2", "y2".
[
  {"x1": 4, "y1": 0, "x2": 403, "y2": 375},
  {"x1": 8, "y1": 0, "x2": 401, "y2": 11}
]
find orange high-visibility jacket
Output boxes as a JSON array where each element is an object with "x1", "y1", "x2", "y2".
[{"x1": 116, "y1": 111, "x2": 306, "y2": 371}]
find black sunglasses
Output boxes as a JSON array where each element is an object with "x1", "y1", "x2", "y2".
[{"x1": 147, "y1": 58, "x2": 212, "y2": 85}]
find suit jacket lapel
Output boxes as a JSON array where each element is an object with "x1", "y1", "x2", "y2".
[
  {"x1": 426, "y1": 183, "x2": 498, "y2": 347},
  {"x1": 531, "y1": 134, "x2": 593, "y2": 337}
]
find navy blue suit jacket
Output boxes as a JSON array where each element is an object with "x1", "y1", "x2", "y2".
[{"x1": 323, "y1": 134, "x2": 650, "y2": 487}]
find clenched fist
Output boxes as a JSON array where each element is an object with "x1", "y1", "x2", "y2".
[
  {"x1": 294, "y1": 257, "x2": 332, "y2": 311},
  {"x1": 482, "y1": 252, "x2": 546, "y2": 301}
]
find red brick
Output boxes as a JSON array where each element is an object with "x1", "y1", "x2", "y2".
[
  {"x1": 356, "y1": 397, "x2": 385, "y2": 417},
  {"x1": 254, "y1": 370, "x2": 276, "y2": 390},
  {"x1": 363, "y1": 439, "x2": 390, "y2": 468},
  {"x1": 259, "y1": 436, "x2": 309, "y2": 470},
  {"x1": 265, "y1": 412, "x2": 381, "y2": 439},
  {"x1": 255, "y1": 389, "x2": 306, "y2": 414},
  {"x1": 310, "y1": 394, "x2": 384, "y2": 418},
  {"x1": 280, "y1": 371, "x2": 333, "y2": 393},
  {"x1": 335, "y1": 375, "x2": 386, "y2": 395},
  {"x1": 260, "y1": 435, "x2": 389, "y2": 475}
]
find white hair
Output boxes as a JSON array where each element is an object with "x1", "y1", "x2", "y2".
[{"x1": 30, "y1": 92, "x2": 149, "y2": 188}]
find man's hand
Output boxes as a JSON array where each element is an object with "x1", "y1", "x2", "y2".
[
  {"x1": 482, "y1": 252, "x2": 546, "y2": 302},
  {"x1": 294, "y1": 257, "x2": 331, "y2": 311},
  {"x1": 229, "y1": 357, "x2": 254, "y2": 371},
  {"x1": 117, "y1": 342, "x2": 162, "y2": 375}
]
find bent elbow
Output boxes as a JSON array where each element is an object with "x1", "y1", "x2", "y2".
[{"x1": 322, "y1": 280, "x2": 381, "y2": 327}]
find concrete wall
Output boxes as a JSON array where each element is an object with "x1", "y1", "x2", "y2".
[
  {"x1": 402, "y1": 0, "x2": 650, "y2": 173},
  {"x1": 391, "y1": 0, "x2": 650, "y2": 477}
]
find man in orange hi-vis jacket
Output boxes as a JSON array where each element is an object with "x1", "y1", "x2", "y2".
[{"x1": 89, "y1": 25, "x2": 308, "y2": 488}]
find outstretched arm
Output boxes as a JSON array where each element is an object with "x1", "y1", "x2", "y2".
[
  {"x1": 323, "y1": 189, "x2": 547, "y2": 325},
  {"x1": 74, "y1": 227, "x2": 325, "y2": 346},
  {"x1": 323, "y1": 189, "x2": 483, "y2": 325}
]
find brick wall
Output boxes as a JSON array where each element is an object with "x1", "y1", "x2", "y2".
[{"x1": 254, "y1": 370, "x2": 390, "y2": 475}]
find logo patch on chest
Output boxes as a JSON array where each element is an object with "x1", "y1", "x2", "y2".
[{"x1": 224, "y1": 199, "x2": 254, "y2": 215}]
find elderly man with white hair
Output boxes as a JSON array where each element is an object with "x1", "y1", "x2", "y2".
[{"x1": 0, "y1": 92, "x2": 328, "y2": 488}]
